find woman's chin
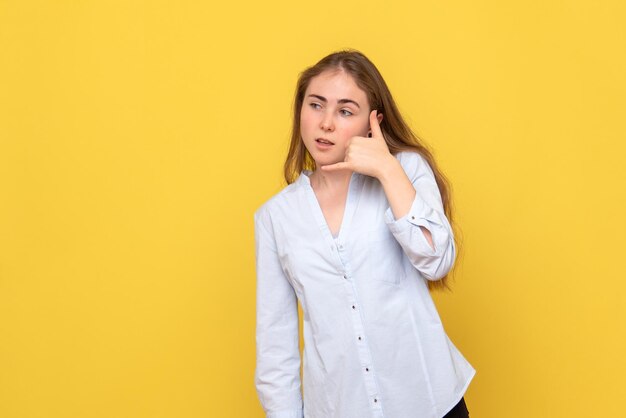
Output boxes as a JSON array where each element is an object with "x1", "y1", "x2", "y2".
[{"x1": 313, "y1": 156, "x2": 340, "y2": 167}]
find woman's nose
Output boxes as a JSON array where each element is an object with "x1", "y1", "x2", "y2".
[{"x1": 320, "y1": 113, "x2": 334, "y2": 131}]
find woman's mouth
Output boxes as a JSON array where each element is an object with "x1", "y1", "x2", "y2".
[{"x1": 315, "y1": 138, "x2": 335, "y2": 145}]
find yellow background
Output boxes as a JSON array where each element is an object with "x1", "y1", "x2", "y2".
[{"x1": 1, "y1": 1, "x2": 625, "y2": 417}]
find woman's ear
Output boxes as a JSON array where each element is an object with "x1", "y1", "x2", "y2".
[{"x1": 377, "y1": 112, "x2": 384, "y2": 125}]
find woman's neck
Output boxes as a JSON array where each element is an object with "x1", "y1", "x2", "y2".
[{"x1": 309, "y1": 168, "x2": 352, "y2": 193}]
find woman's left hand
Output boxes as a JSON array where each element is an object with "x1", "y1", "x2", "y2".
[{"x1": 320, "y1": 110, "x2": 396, "y2": 179}]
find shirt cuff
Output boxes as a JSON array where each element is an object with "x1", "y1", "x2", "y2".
[
  {"x1": 383, "y1": 193, "x2": 440, "y2": 256},
  {"x1": 384, "y1": 193, "x2": 435, "y2": 234}
]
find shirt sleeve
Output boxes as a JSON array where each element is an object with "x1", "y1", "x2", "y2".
[
  {"x1": 253, "y1": 205, "x2": 304, "y2": 418},
  {"x1": 384, "y1": 151, "x2": 457, "y2": 281}
]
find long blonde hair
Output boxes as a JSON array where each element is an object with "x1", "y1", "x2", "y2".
[{"x1": 284, "y1": 50, "x2": 461, "y2": 291}]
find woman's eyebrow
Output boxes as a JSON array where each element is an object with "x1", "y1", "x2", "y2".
[{"x1": 307, "y1": 94, "x2": 360, "y2": 108}]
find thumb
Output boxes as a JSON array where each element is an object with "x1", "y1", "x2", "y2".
[{"x1": 369, "y1": 110, "x2": 383, "y2": 140}]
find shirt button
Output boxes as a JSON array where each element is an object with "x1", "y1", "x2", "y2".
[
  {"x1": 358, "y1": 336, "x2": 362, "y2": 341},
  {"x1": 411, "y1": 216, "x2": 415, "y2": 220},
  {"x1": 338, "y1": 244, "x2": 344, "y2": 250},
  {"x1": 365, "y1": 367, "x2": 369, "y2": 372},
  {"x1": 343, "y1": 274, "x2": 348, "y2": 280},
  {"x1": 374, "y1": 398, "x2": 378, "y2": 403},
  {"x1": 352, "y1": 305, "x2": 356, "y2": 310}
]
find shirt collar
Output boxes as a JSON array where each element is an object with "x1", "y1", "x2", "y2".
[{"x1": 295, "y1": 170, "x2": 313, "y2": 187}]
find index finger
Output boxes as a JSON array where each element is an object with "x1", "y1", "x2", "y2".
[{"x1": 369, "y1": 110, "x2": 383, "y2": 138}]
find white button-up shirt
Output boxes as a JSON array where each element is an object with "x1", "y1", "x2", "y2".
[{"x1": 254, "y1": 151, "x2": 476, "y2": 418}]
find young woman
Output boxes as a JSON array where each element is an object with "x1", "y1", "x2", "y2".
[{"x1": 253, "y1": 50, "x2": 475, "y2": 418}]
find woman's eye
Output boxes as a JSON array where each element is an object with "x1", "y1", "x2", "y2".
[
  {"x1": 340, "y1": 109, "x2": 353, "y2": 116},
  {"x1": 309, "y1": 103, "x2": 321, "y2": 109}
]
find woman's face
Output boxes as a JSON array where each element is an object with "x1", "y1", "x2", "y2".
[{"x1": 300, "y1": 69, "x2": 371, "y2": 168}]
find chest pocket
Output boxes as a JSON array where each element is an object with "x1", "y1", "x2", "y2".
[{"x1": 359, "y1": 226, "x2": 405, "y2": 285}]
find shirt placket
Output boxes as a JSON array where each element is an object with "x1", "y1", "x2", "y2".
[
  {"x1": 334, "y1": 240, "x2": 384, "y2": 418},
  {"x1": 333, "y1": 175, "x2": 385, "y2": 418}
]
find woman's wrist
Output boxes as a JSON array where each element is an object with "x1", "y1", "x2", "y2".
[{"x1": 376, "y1": 154, "x2": 403, "y2": 184}]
